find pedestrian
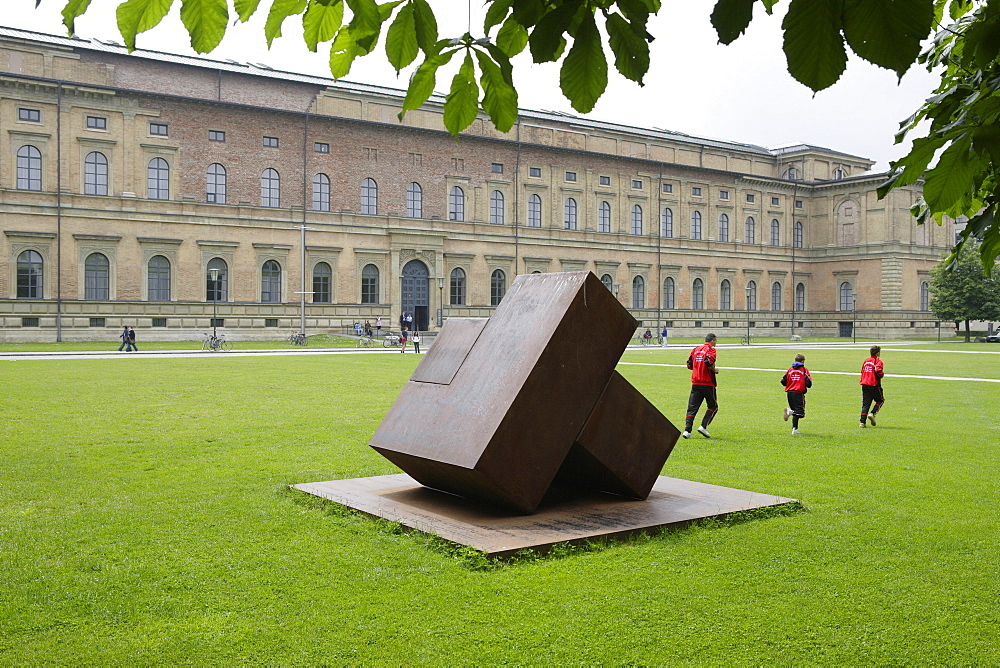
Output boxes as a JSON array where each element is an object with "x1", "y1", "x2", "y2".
[
  {"x1": 682, "y1": 333, "x2": 719, "y2": 439},
  {"x1": 399, "y1": 327, "x2": 408, "y2": 353},
  {"x1": 412, "y1": 331, "x2": 421, "y2": 354},
  {"x1": 642, "y1": 328, "x2": 652, "y2": 344},
  {"x1": 354, "y1": 321, "x2": 362, "y2": 336},
  {"x1": 859, "y1": 345, "x2": 885, "y2": 427},
  {"x1": 781, "y1": 353, "x2": 812, "y2": 435},
  {"x1": 127, "y1": 326, "x2": 138, "y2": 351},
  {"x1": 375, "y1": 315, "x2": 382, "y2": 337},
  {"x1": 117, "y1": 326, "x2": 132, "y2": 352},
  {"x1": 405, "y1": 312, "x2": 414, "y2": 332},
  {"x1": 364, "y1": 320, "x2": 373, "y2": 338},
  {"x1": 661, "y1": 325, "x2": 668, "y2": 348},
  {"x1": 399, "y1": 312, "x2": 406, "y2": 331}
]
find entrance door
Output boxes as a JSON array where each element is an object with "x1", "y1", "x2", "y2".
[
  {"x1": 401, "y1": 259, "x2": 430, "y2": 332},
  {"x1": 839, "y1": 322, "x2": 853, "y2": 338}
]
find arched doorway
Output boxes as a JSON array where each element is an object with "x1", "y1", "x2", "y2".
[{"x1": 401, "y1": 259, "x2": 430, "y2": 332}]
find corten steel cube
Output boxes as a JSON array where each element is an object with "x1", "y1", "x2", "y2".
[{"x1": 369, "y1": 271, "x2": 679, "y2": 514}]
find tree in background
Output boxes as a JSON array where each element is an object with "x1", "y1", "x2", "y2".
[
  {"x1": 41, "y1": 0, "x2": 1000, "y2": 271},
  {"x1": 929, "y1": 242, "x2": 1000, "y2": 341}
]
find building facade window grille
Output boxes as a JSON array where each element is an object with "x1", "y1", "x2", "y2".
[
  {"x1": 661, "y1": 207, "x2": 673, "y2": 238},
  {"x1": 598, "y1": 201, "x2": 611, "y2": 233},
  {"x1": 795, "y1": 282, "x2": 806, "y2": 311},
  {"x1": 840, "y1": 282, "x2": 854, "y2": 311},
  {"x1": 206, "y1": 163, "x2": 226, "y2": 203},
  {"x1": 450, "y1": 267, "x2": 466, "y2": 305},
  {"x1": 564, "y1": 197, "x2": 577, "y2": 230},
  {"x1": 16, "y1": 145, "x2": 42, "y2": 191},
  {"x1": 16, "y1": 250, "x2": 43, "y2": 298},
  {"x1": 745, "y1": 216, "x2": 756, "y2": 244},
  {"x1": 84, "y1": 252, "x2": 110, "y2": 300},
  {"x1": 920, "y1": 281, "x2": 930, "y2": 311},
  {"x1": 746, "y1": 281, "x2": 757, "y2": 310},
  {"x1": 361, "y1": 264, "x2": 379, "y2": 304},
  {"x1": 491, "y1": 269, "x2": 506, "y2": 306},
  {"x1": 528, "y1": 194, "x2": 542, "y2": 227},
  {"x1": 147, "y1": 157, "x2": 169, "y2": 199},
  {"x1": 312, "y1": 173, "x2": 330, "y2": 211},
  {"x1": 361, "y1": 178, "x2": 378, "y2": 214},
  {"x1": 794, "y1": 221, "x2": 804, "y2": 248},
  {"x1": 313, "y1": 262, "x2": 332, "y2": 303},
  {"x1": 663, "y1": 277, "x2": 675, "y2": 309},
  {"x1": 489, "y1": 190, "x2": 505, "y2": 225},
  {"x1": 261, "y1": 168, "x2": 280, "y2": 207},
  {"x1": 691, "y1": 211, "x2": 702, "y2": 240},
  {"x1": 692, "y1": 278, "x2": 704, "y2": 309},
  {"x1": 206, "y1": 258, "x2": 228, "y2": 302},
  {"x1": 772, "y1": 281, "x2": 782, "y2": 310},
  {"x1": 631, "y1": 204, "x2": 643, "y2": 235},
  {"x1": 719, "y1": 213, "x2": 729, "y2": 242},
  {"x1": 601, "y1": 273, "x2": 613, "y2": 291},
  {"x1": 449, "y1": 186, "x2": 465, "y2": 221},
  {"x1": 632, "y1": 276, "x2": 645, "y2": 308},
  {"x1": 720, "y1": 279, "x2": 731, "y2": 310},
  {"x1": 406, "y1": 182, "x2": 422, "y2": 218},
  {"x1": 771, "y1": 219, "x2": 781, "y2": 246},
  {"x1": 147, "y1": 255, "x2": 171, "y2": 301},
  {"x1": 84, "y1": 151, "x2": 108, "y2": 195}
]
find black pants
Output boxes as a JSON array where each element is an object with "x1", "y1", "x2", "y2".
[
  {"x1": 787, "y1": 392, "x2": 806, "y2": 428},
  {"x1": 861, "y1": 384, "x2": 884, "y2": 422},
  {"x1": 685, "y1": 385, "x2": 718, "y2": 432}
]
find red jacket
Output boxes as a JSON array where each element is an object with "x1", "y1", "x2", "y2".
[
  {"x1": 781, "y1": 365, "x2": 812, "y2": 393},
  {"x1": 860, "y1": 357, "x2": 884, "y2": 386},
  {"x1": 687, "y1": 343, "x2": 717, "y2": 386}
]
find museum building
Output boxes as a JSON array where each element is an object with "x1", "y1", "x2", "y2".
[{"x1": 0, "y1": 26, "x2": 953, "y2": 341}]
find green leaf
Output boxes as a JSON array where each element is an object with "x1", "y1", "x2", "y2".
[
  {"x1": 400, "y1": 43, "x2": 456, "y2": 117},
  {"x1": 443, "y1": 53, "x2": 480, "y2": 136},
  {"x1": 411, "y1": 0, "x2": 438, "y2": 52},
  {"x1": 711, "y1": 0, "x2": 755, "y2": 45},
  {"x1": 180, "y1": 0, "x2": 228, "y2": 53},
  {"x1": 234, "y1": 0, "x2": 263, "y2": 22},
  {"x1": 346, "y1": 0, "x2": 381, "y2": 36},
  {"x1": 560, "y1": 12, "x2": 607, "y2": 113},
  {"x1": 496, "y1": 16, "x2": 529, "y2": 57},
  {"x1": 923, "y1": 135, "x2": 977, "y2": 214},
  {"x1": 842, "y1": 0, "x2": 933, "y2": 78},
  {"x1": 61, "y1": 0, "x2": 92, "y2": 35},
  {"x1": 475, "y1": 50, "x2": 518, "y2": 131},
  {"x1": 116, "y1": 0, "x2": 174, "y2": 51},
  {"x1": 303, "y1": 0, "x2": 345, "y2": 52},
  {"x1": 972, "y1": 124, "x2": 1000, "y2": 164},
  {"x1": 878, "y1": 135, "x2": 946, "y2": 197},
  {"x1": 484, "y1": 0, "x2": 513, "y2": 31},
  {"x1": 265, "y1": 0, "x2": 308, "y2": 47},
  {"x1": 511, "y1": 0, "x2": 546, "y2": 28},
  {"x1": 760, "y1": 0, "x2": 779, "y2": 12},
  {"x1": 329, "y1": 25, "x2": 364, "y2": 76},
  {"x1": 529, "y1": 0, "x2": 582, "y2": 63},
  {"x1": 606, "y1": 12, "x2": 649, "y2": 83},
  {"x1": 782, "y1": 0, "x2": 848, "y2": 91},
  {"x1": 385, "y1": 2, "x2": 418, "y2": 70}
]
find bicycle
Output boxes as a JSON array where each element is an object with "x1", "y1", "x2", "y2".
[
  {"x1": 740, "y1": 335, "x2": 753, "y2": 346},
  {"x1": 382, "y1": 332, "x2": 402, "y2": 347},
  {"x1": 288, "y1": 332, "x2": 307, "y2": 346},
  {"x1": 356, "y1": 337, "x2": 376, "y2": 348},
  {"x1": 202, "y1": 333, "x2": 232, "y2": 351}
]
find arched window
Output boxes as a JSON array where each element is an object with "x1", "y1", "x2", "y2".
[
  {"x1": 663, "y1": 277, "x2": 675, "y2": 309},
  {"x1": 449, "y1": 186, "x2": 465, "y2": 221},
  {"x1": 840, "y1": 282, "x2": 854, "y2": 311},
  {"x1": 601, "y1": 273, "x2": 613, "y2": 291},
  {"x1": 147, "y1": 255, "x2": 170, "y2": 301},
  {"x1": 631, "y1": 205, "x2": 643, "y2": 235},
  {"x1": 491, "y1": 269, "x2": 506, "y2": 306},
  {"x1": 206, "y1": 258, "x2": 228, "y2": 302},
  {"x1": 406, "y1": 182, "x2": 422, "y2": 218},
  {"x1": 147, "y1": 157, "x2": 169, "y2": 200},
  {"x1": 84, "y1": 152, "x2": 108, "y2": 195},
  {"x1": 564, "y1": 198, "x2": 577, "y2": 230},
  {"x1": 787, "y1": 166, "x2": 799, "y2": 180},
  {"x1": 84, "y1": 252, "x2": 110, "y2": 300},
  {"x1": 746, "y1": 281, "x2": 757, "y2": 310},
  {"x1": 16, "y1": 145, "x2": 42, "y2": 191},
  {"x1": 450, "y1": 267, "x2": 466, "y2": 305},
  {"x1": 312, "y1": 173, "x2": 330, "y2": 211},
  {"x1": 691, "y1": 211, "x2": 702, "y2": 240},
  {"x1": 920, "y1": 281, "x2": 929, "y2": 311},
  {"x1": 720, "y1": 279, "x2": 731, "y2": 310},
  {"x1": 745, "y1": 216, "x2": 756, "y2": 244},
  {"x1": 661, "y1": 207, "x2": 673, "y2": 238},
  {"x1": 16, "y1": 249, "x2": 43, "y2": 298},
  {"x1": 719, "y1": 213, "x2": 729, "y2": 242},
  {"x1": 794, "y1": 221, "x2": 803, "y2": 248},
  {"x1": 313, "y1": 262, "x2": 332, "y2": 303},
  {"x1": 632, "y1": 276, "x2": 645, "y2": 308},
  {"x1": 795, "y1": 282, "x2": 806, "y2": 311},
  {"x1": 528, "y1": 194, "x2": 542, "y2": 227},
  {"x1": 771, "y1": 281, "x2": 782, "y2": 310},
  {"x1": 206, "y1": 163, "x2": 226, "y2": 203},
  {"x1": 771, "y1": 219, "x2": 780, "y2": 246},
  {"x1": 489, "y1": 190, "x2": 505, "y2": 225},
  {"x1": 261, "y1": 168, "x2": 280, "y2": 207},
  {"x1": 692, "y1": 278, "x2": 704, "y2": 309},
  {"x1": 361, "y1": 178, "x2": 378, "y2": 214},
  {"x1": 261, "y1": 260, "x2": 281, "y2": 303},
  {"x1": 833, "y1": 168, "x2": 846, "y2": 179},
  {"x1": 361, "y1": 264, "x2": 379, "y2": 304},
  {"x1": 598, "y1": 201, "x2": 611, "y2": 233}
]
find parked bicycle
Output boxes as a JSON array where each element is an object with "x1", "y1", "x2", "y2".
[
  {"x1": 203, "y1": 333, "x2": 232, "y2": 351},
  {"x1": 740, "y1": 335, "x2": 754, "y2": 346},
  {"x1": 356, "y1": 336, "x2": 376, "y2": 348},
  {"x1": 382, "y1": 332, "x2": 402, "y2": 347},
  {"x1": 288, "y1": 332, "x2": 307, "y2": 346}
]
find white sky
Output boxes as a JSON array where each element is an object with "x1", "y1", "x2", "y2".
[{"x1": 10, "y1": 0, "x2": 939, "y2": 171}]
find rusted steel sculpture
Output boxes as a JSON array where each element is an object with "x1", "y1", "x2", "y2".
[{"x1": 370, "y1": 271, "x2": 680, "y2": 514}]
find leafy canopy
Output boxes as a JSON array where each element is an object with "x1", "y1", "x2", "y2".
[
  {"x1": 928, "y1": 241, "x2": 1000, "y2": 339},
  {"x1": 38, "y1": 0, "x2": 1000, "y2": 271}
]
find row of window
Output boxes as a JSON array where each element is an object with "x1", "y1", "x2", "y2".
[{"x1": 619, "y1": 275, "x2": 806, "y2": 311}]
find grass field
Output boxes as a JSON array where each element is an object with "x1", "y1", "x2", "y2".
[{"x1": 1, "y1": 344, "x2": 997, "y2": 663}]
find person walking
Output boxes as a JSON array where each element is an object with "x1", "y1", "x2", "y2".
[
  {"x1": 127, "y1": 326, "x2": 138, "y2": 351},
  {"x1": 405, "y1": 312, "x2": 414, "y2": 332},
  {"x1": 118, "y1": 326, "x2": 131, "y2": 352},
  {"x1": 399, "y1": 327, "x2": 408, "y2": 353},
  {"x1": 375, "y1": 315, "x2": 382, "y2": 338},
  {"x1": 661, "y1": 325, "x2": 668, "y2": 348},
  {"x1": 682, "y1": 333, "x2": 719, "y2": 439},
  {"x1": 781, "y1": 353, "x2": 812, "y2": 435},
  {"x1": 859, "y1": 345, "x2": 885, "y2": 427},
  {"x1": 412, "y1": 331, "x2": 421, "y2": 354}
]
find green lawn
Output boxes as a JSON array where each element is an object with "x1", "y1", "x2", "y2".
[
  {"x1": 0, "y1": 333, "x2": 361, "y2": 352},
  {"x1": 1, "y1": 347, "x2": 997, "y2": 663}
]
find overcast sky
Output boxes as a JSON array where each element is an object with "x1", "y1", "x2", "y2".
[{"x1": 11, "y1": 0, "x2": 939, "y2": 171}]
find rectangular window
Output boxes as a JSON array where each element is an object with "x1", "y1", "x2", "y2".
[
  {"x1": 746, "y1": 193, "x2": 756, "y2": 203},
  {"x1": 774, "y1": 321, "x2": 781, "y2": 327},
  {"x1": 86, "y1": 116, "x2": 107, "y2": 130},
  {"x1": 664, "y1": 320, "x2": 673, "y2": 327},
  {"x1": 89, "y1": 317, "x2": 106, "y2": 327},
  {"x1": 314, "y1": 142, "x2": 329, "y2": 153},
  {"x1": 21, "y1": 317, "x2": 39, "y2": 327},
  {"x1": 209, "y1": 130, "x2": 225, "y2": 142},
  {"x1": 798, "y1": 321, "x2": 804, "y2": 328},
  {"x1": 451, "y1": 157, "x2": 463, "y2": 171},
  {"x1": 795, "y1": 200, "x2": 803, "y2": 209},
  {"x1": 19, "y1": 108, "x2": 41, "y2": 122},
  {"x1": 211, "y1": 318, "x2": 225, "y2": 328},
  {"x1": 771, "y1": 196, "x2": 780, "y2": 206},
  {"x1": 565, "y1": 171, "x2": 577, "y2": 182},
  {"x1": 149, "y1": 122, "x2": 168, "y2": 136},
  {"x1": 410, "y1": 152, "x2": 422, "y2": 166},
  {"x1": 692, "y1": 187, "x2": 702, "y2": 196},
  {"x1": 749, "y1": 321, "x2": 756, "y2": 328},
  {"x1": 599, "y1": 175, "x2": 611, "y2": 186},
  {"x1": 694, "y1": 320, "x2": 702, "y2": 328},
  {"x1": 491, "y1": 162, "x2": 503, "y2": 173},
  {"x1": 367, "y1": 147, "x2": 379, "y2": 162},
  {"x1": 265, "y1": 318, "x2": 279, "y2": 327},
  {"x1": 722, "y1": 321, "x2": 729, "y2": 328},
  {"x1": 152, "y1": 317, "x2": 167, "y2": 327},
  {"x1": 529, "y1": 167, "x2": 542, "y2": 178},
  {"x1": 719, "y1": 190, "x2": 729, "y2": 200},
  {"x1": 263, "y1": 136, "x2": 279, "y2": 147},
  {"x1": 662, "y1": 183, "x2": 673, "y2": 193},
  {"x1": 631, "y1": 179, "x2": 643, "y2": 189}
]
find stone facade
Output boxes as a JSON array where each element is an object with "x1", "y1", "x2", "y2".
[{"x1": 0, "y1": 27, "x2": 952, "y2": 342}]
